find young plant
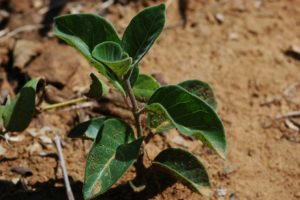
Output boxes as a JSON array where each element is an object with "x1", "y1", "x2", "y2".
[{"x1": 53, "y1": 3, "x2": 226, "y2": 200}]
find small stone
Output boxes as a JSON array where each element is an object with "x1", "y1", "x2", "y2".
[
  {"x1": 39, "y1": 135, "x2": 53, "y2": 147},
  {"x1": 247, "y1": 149, "x2": 255, "y2": 157},
  {"x1": 27, "y1": 142, "x2": 42, "y2": 155},
  {"x1": 215, "y1": 13, "x2": 225, "y2": 24},
  {"x1": 254, "y1": 0, "x2": 262, "y2": 8},
  {"x1": 32, "y1": 0, "x2": 43, "y2": 8},
  {"x1": 217, "y1": 187, "x2": 227, "y2": 197},
  {"x1": 171, "y1": 135, "x2": 187, "y2": 146},
  {"x1": 0, "y1": 10, "x2": 9, "y2": 23},
  {"x1": 228, "y1": 32, "x2": 239, "y2": 41},
  {"x1": 223, "y1": 165, "x2": 236, "y2": 175},
  {"x1": 11, "y1": 177, "x2": 20, "y2": 184},
  {"x1": 27, "y1": 128, "x2": 38, "y2": 137}
]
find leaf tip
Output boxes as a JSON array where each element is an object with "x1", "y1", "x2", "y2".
[{"x1": 215, "y1": 145, "x2": 227, "y2": 160}]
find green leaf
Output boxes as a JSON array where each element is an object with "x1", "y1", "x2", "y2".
[
  {"x1": 92, "y1": 42, "x2": 132, "y2": 79},
  {"x1": 130, "y1": 65, "x2": 139, "y2": 86},
  {"x1": 133, "y1": 74, "x2": 160, "y2": 102},
  {"x1": 68, "y1": 117, "x2": 107, "y2": 139},
  {"x1": 83, "y1": 118, "x2": 143, "y2": 200},
  {"x1": 54, "y1": 14, "x2": 125, "y2": 95},
  {"x1": 2, "y1": 78, "x2": 43, "y2": 132},
  {"x1": 85, "y1": 73, "x2": 109, "y2": 100},
  {"x1": 122, "y1": 4, "x2": 166, "y2": 66},
  {"x1": 146, "y1": 85, "x2": 226, "y2": 159},
  {"x1": 0, "y1": 105, "x2": 4, "y2": 127},
  {"x1": 179, "y1": 80, "x2": 217, "y2": 110},
  {"x1": 153, "y1": 148, "x2": 211, "y2": 196}
]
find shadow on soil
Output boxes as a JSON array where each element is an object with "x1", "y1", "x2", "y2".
[
  {"x1": 38, "y1": 0, "x2": 67, "y2": 36},
  {"x1": 0, "y1": 178, "x2": 83, "y2": 200},
  {"x1": 0, "y1": 169, "x2": 175, "y2": 200}
]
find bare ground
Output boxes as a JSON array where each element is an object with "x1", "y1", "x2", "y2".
[{"x1": 0, "y1": 0, "x2": 300, "y2": 199}]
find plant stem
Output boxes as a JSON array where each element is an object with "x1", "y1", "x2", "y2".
[
  {"x1": 42, "y1": 97, "x2": 87, "y2": 111},
  {"x1": 124, "y1": 70, "x2": 147, "y2": 191},
  {"x1": 54, "y1": 135, "x2": 75, "y2": 200},
  {"x1": 123, "y1": 79, "x2": 142, "y2": 138}
]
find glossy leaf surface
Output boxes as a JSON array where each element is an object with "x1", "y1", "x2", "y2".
[
  {"x1": 92, "y1": 42, "x2": 132, "y2": 79},
  {"x1": 68, "y1": 117, "x2": 107, "y2": 139},
  {"x1": 2, "y1": 78, "x2": 42, "y2": 132},
  {"x1": 121, "y1": 4, "x2": 166, "y2": 66},
  {"x1": 54, "y1": 14, "x2": 124, "y2": 94},
  {"x1": 179, "y1": 80, "x2": 217, "y2": 110},
  {"x1": 129, "y1": 65, "x2": 139, "y2": 86},
  {"x1": 146, "y1": 85, "x2": 226, "y2": 159},
  {"x1": 133, "y1": 74, "x2": 160, "y2": 102},
  {"x1": 83, "y1": 118, "x2": 143, "y2": 199},
  {"x1": 153, "y1": 148, "x2": 211, "y2": 195}
]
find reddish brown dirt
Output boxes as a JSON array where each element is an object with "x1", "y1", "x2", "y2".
[{"x1": 1, "y1": 0, "x2": 300, "y2": 200}]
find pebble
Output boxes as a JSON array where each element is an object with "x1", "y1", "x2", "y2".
[
  {"x1": 217, "y1": 187, "x2": 227, "y2": 197},
  {"x1": 27, "y1": 142, "x2": 42, "y2": 155},
  {"x1": 11, "y1": 177, "x2": 20, "y2": 184},
  {"x1": 215, "y1": 13, "x2": 225, "y2": 24},
  {"x1": 223, "y1": 165, "x2": 236, "y2": 175},
  {"x1": 171, "y1": 135, "x2": 188, "y2": 147},
  {"x1": 228, "y1": 32, "x2": 239, "y2": 41},
  {"x1": 39, "y1": 135, "x2": 53, "y2": 146}
]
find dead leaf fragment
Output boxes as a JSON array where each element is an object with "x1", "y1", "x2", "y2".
[{"x1": 13, "y1": 40, "x2": 42, "y2": 69}]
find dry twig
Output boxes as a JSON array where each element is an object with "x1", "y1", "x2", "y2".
[
  {"x1": 54, "y1": 135, "x2": 75, "y2": 200},
  {"x1": 276, "y1": 111, "x2": 300, "y2": 119},
  {"x1": 0, "y1": 25, "x2": 43, "y2": 42}
]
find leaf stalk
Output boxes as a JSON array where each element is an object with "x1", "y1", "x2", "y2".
[{"x1": 41, "y1": 97, "x2": 87, "y2": 111}]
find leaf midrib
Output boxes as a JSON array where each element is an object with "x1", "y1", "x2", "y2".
[{"x1": 89, "y1": 152, "x2": 115, "y2": 195}]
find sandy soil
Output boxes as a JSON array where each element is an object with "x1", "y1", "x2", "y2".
[{"x1": 0, "y1": 0, "x2": 300, "y2": 199}]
